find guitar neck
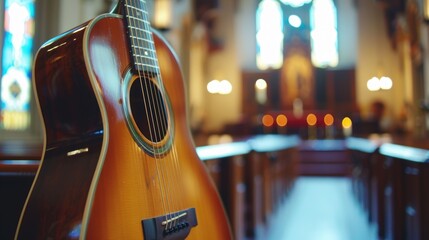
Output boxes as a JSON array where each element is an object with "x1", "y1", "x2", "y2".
[{"x1": 123, "y1": 0, "x2": 159, "y2": 72}]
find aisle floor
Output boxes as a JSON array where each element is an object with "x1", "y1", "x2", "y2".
[{"x1": 264, "y1": 177, "x2": 378, "y2": 240}]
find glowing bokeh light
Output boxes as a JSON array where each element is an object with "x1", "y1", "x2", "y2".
[
  {"x1": 380, "y1": 76, "x2": 393, "y2": 90},
  {"x1": 306, "y1": 113, "x2": 317, "y2": 126},
  {"x1": 262, "y1": 114, "x2": 275, "y2": 127},
  {"x1": 276, "y1": 114, "x2": 288, "y2": 127},
  {"x1": 342, "y1": 117, "x2": 352, "y2": 129},
  {"x1": 207, "y1": 79, "x2": 232, "y2": 95},
  {"x1": 255, "y1": 79, "x2": 267, "y2": 90},
  {"x1": 324, "y1": 114, "x2": 334, "y2": 126}
]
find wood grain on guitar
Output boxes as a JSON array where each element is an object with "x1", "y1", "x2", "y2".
[{"x1": 15, "y1": 0, "x2": 231, "y2": 239}]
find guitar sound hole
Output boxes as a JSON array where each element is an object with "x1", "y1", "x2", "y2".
[{"x1": 129, "y1": 75, "x2": 169, "y2": 144}]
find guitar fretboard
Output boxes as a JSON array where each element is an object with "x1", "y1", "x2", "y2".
[{"x1": 124, "y1": 0, "x2": 159, "y2": 73}]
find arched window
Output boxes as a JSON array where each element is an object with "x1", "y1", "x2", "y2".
[
  {"x1": 310, "y1": 0, "x2": 338, "y2": 68},
  {"x1": 1, "y1": 0, "x2": 35, "y2": 131},
  {"x1": 256, "y1": 0, "x2": 284, "y2": 70}
]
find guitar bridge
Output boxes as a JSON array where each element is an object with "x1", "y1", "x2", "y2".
[{"x1": 141, "y1": 208, "x2": 197, "y2": 240}]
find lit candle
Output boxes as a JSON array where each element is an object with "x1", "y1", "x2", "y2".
[
  {"x1": 324, "y1": 114, "x2": 334, "y2": 139},
  {"x1": 276, "y1": 114, "x2": 288, "y2": 134},
  {"x1": 342, "y1": 117, "x2": 352, "y2": 137},
  {"x1": 262, "y1": 114, "x2": 274, "y2": 134},
  {"x1": 307, "y1": 113, "x2": 317, "y2": 139},
  {"x1": 255, "y1": 79, "x2": 267, "y2": 105}
]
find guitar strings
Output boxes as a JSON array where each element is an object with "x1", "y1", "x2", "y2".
[
  {"x1": 136, "y1": 0, "x2": 175, "y2": 227},
  {"x1": 139, "y1": 0, "x2": 183, "y2": 217},
  {"x1": 124, "y1": 0, "x2": 161, "y2": 216},
  {"x1": 133, "y1": 0, "x2": 174, "y2": 225},
  {"x1": 125, "y1": 0, "x2": 170, "y2": 225},
  {"x1": 139, "y1": 0, "x2": 185, "y2": 227},
  {"x1": 138, "y1": 0, "x2": 186, "y2": 228},
  {"x1": 130, "y1": 0, "x2": 187, "y2": 230},
  {"x1": 139, "y1": 0, "x2": 189, "y2": 222}
]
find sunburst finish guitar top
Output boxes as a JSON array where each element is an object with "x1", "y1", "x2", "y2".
[{"x1": 15, "y1": 1, "x2": 231, "y2": 239}]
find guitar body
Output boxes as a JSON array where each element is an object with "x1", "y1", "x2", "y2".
[{"x1": 16, "y1": 8, "x2": 231, "y2": 240}]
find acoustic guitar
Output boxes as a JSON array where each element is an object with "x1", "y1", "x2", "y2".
[{"x1": 15, "y1": 0, "x2": 231, "y2": 239}]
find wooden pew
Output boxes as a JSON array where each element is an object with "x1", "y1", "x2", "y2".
[
  {"x1": 346, "y1": 137, "x2": 380, "y2": 226},
  {"x1": 379, "y1": 143, "x2": 429, "y2": 240},
  {"x1": 197, "y1": 141, "x2": 252, "y2": 240},
  {"x1": 0, "y1": 160, "x2": 39, "y2": 240},
  {"x1": 198, "y1": 134, "x2": 301, "y2": 239},
  {"x1": 348, "y1": 136, "x2": 429, "y2": 240},
  {"x1": 0, "y1": 141, "x2": 42, "y2": 240},
  {"x1": 246, "y1": 134, "x2": 300, "y2": 237},
  {"x1": 299, "y1": 139, "x2": 351, "y2": 176}
]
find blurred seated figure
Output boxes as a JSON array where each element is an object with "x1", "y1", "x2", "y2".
[{"x1": 353, "y1": 100, "x2": 387, "y2": 136}]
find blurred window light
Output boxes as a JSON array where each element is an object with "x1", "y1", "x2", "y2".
[
  {"x1": 1, "y1": 0, "x2": 35, "y2": 131},
  {"x1": 280, "y1": 0, "x2": 312, "y2": 8},
  {"x1": 310, "y1": 0, "x2": 338, "y2": 68},
  {"x1": 256, "y1": 0, "x2": 284, "y2": 70}
]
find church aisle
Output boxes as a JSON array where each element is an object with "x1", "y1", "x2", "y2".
[{"x1": 265, "y1": 177, "x2": 377, "y2": 240}]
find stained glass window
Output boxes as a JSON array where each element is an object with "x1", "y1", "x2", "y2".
[
  {"x1": 0, "y1": 0, "x2": 35, "y2": 130},
  {"x1": 256, "y1": 0, "x2": 284, "y2": 70},
  {"x1": 310, "y1": 0, "x2": 338, "y2": 68}
]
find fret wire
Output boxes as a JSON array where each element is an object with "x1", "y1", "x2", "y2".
[
  {"x1": 125, "y1": 0, "x2": 159, "y2": 70},
  {"x1": 127, "y1": 16, "x2": 151, "y2": 25},
  {"x1": 127, "y1": 20, "x2": 151, "y2": 30},
  {"x1": 124, "y1": 4, "x2": 148, "y2": 15},
  {"x1": 128, "y1": 26, "x2": 152, "y2": 34},
  {"x1": 133, "y1": 58, "x2": 159, "y2": 68},
  {"x1": 131, "y1": 45, "x2": 156, "y2": 52},
  {"x1": 135, "y1": 62, "x2": 159, "y2": 69},
  {"x1": 132, "y1": 52, "x2": 157, "y2": 59},
  {"x1": 129, "y1": 35, "x2": 153, "y2": 43},
  {"x1": 128, "y1": 31, "x2": 151, "y2": 41},
  {"x1": 131, "y1": 46, "x2": 157, "y2": 58},
  {"x1": 131, "y1": 46, "x2": 155, "y2": 53},
  {"x1": 131, "y1": 53, "x2": 157, "y2": 65}
]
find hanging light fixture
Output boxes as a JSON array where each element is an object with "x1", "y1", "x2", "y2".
[
  {"x1": 366, "y1": 76, "x2": 393, "y2": 92},
  {"x1": 366, "y1": 5, "x2": 393, "y2": 92}
]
